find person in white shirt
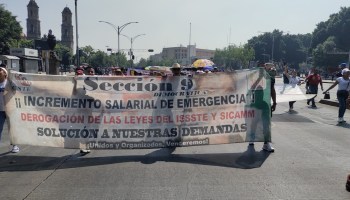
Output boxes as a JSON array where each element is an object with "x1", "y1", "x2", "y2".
[
  {"x1": 0, "y1": 65, "x2": 19, "y2": 153},
  {"x1": 323, "y1": 68, "x2": 350, "y2": 123},
  {"x1": 283, "y1": 66, "x2": 302, "y2": 112}
]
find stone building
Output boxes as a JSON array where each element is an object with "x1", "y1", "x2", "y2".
[
  {"x1": 61, "y1": 7, "x2": 74, "y2": 52},
  {"x1": 26, "y1": 0, "x2": 41, "y2": 40},
  {"x1": 153, "y1": 45, "x2": 215, "y2": 66},
  {"x1": 26, "y1": 0, "x2": 74, "y2": 52}
]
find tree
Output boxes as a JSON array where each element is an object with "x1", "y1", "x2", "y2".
[
  {"x1": 0, "y1": 4, "x2": 23, "y2": 54},
  {"x1": 145, "y1": 57, "x2": 175, "y2": 67},
  {"x1": 312, "y1": 36, "x2": 344, "y2": 68},
  {"x1": 55, "y1": 43, "x2": 72, "y2": 68},
  {"x1": 55, "y1": 43, "x2": 71, "y2": 58},
  {"x1": 311, "y1": 7, "x2": 350, "y2": 67},
  {"x1": 137, "y1": 58, "x2": 148, "y2": 68},
  {"x1": 8, "y1": 38, "x2": 34, "y2": 48},
  {"x1": 81, "y1": 45, "x2": 94, "y2": 57},
  {"x1": 115, "y1": 52, "x2": 128, "y2": 67},
  {"x1": 247, "y1": 30, "x2": 312, "y2": 68},
  {"x1": 213, "y1": 44, "x2": 254, "y2": 70}
]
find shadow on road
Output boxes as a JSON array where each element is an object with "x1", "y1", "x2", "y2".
[{"x1": 0, "y1": 145, "x2": 271, "y2": 172}]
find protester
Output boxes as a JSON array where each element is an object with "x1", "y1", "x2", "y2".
[
  {"x1": 282, "y1": 67, "x2": 290, "y2": 85},
  {"x1": 75, "y1": 67, "x2": 92, "y2": 154},
  {"x1": 112, "y1": 68, "x2": 124, "y2": 76},
  {"x1": 336, "y1": 63, "x2": 347, "y2": 78},
  {"x1": 85, "y1": 66, "x2": 95, "y2": 76},
  {"x1": 75, "y1": 67, "x2": 84, "y2": 76},
  {"x1": 323, "y1": 68, "x2": 350, "y2": 123},
  {"x1": 167, "y1": 63, "x2": 184, "y2": 152},
  {"x1": 204, "y1": 69, "x2": 211, "y2": 74},
  {"x1": 248, "y1": 62, "x2": 275, "y2": 152},
  {"x1": 171, "y1": 63, "x2": 182, "y2": 76},
  {"x1": 264, "y1": 63, "x2": 277, "y2": 113},
  {"x1": 0, "y1": 65, "x2": 19, "y2": 153},
  {"x1": 283, "y1": 66, "x2": 301, "y2": 112},
  {"x1": 262, "y1": 63, "x2": 276, "y2": 152},
  {"x1": 305, "y1": 69, "x2": 323, "y2": 108}
]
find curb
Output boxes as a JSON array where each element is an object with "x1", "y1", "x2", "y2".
[
  {"x1": 319, "y1": 99, "x2": 350, "y2": 109},
  {"x1": 319, "y1": 99, "x2": 339, "y2": 107}
]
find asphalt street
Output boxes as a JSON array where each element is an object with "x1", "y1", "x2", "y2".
[{"x1": 0, "y1": 78, "x2": 350, "y2": 200}]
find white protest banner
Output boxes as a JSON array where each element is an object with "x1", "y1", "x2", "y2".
[
  {"x1": 275, "y1": 83, "x2": 315, "y2": 103},
  {"x1": 6, "y1": 68, "x2": 271, "y2": 149}
]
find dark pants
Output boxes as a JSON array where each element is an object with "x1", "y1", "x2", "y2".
[
  {"x1": 307, "y1": 85, "x2": 318, "y2": 106},
  {"x1": 289, "y1": 101, "x2": 296, "y2": 109},
  {"x1": 0, "y1": 111, "x2": 6, "y2": 142},
  {"x1": 337, "y1": 90, "x2": 349, "y2": 118}
]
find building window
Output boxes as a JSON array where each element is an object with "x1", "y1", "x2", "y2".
[
  {"x1": 31, "y1": 24, "x2": 35, "y2": 33},
  {"x1": 65, "y1": 29, "x2": 68, "y2": 37}
]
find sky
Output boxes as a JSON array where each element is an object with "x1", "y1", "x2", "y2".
[{"x1": 2, "y1": 0, "x2": 350, "y2": 62}]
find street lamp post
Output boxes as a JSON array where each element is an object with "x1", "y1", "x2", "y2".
[
  {"x1": 121, "y1": 34, "x2": 146, "y2": 63},
  {"x1": 98, "y1": 21, "x2": 138, "y2": 55},
  {"x1": 271, "y1": 35, "x2": 275, "y2": 62},
  {"x1": 75, "y1": 0, "x2": 80, "y2": 68}
]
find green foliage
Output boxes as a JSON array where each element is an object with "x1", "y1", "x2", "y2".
[
  {"x1": 9, "y1": 39, "x2": 34, "y2": 48},
  {"x1": 116, "y1": 52, "x2": 128, "y2": 67},
  {"x1": 0, "y1": 4, "x2": 23, "y2": 54},
  {"x1": 311, "y1": 7, "x2": 350, "y2": 67},
  {"x1": 55, "y1": 43, "x2": 71, "y2": 57},
  {"x1": 137, "y1": 58, "x2": 148, "y2": 67},
  {"x1": 80, "y1": 45, "x2": 94, "y2": 57},
  {"x1": 69, "y1": 45, "x2": 128, "y2": 68},
  {"x1": 312, "y1": 36, "x2": 345, "y2": 67},
  {"x1": 247, "y1": 30, "x2": 310, "y2": 67},
  {"x1": 213, "y1": 44, "x2": 254, "y2": 70},
  {"x1": 75, "y1": 46, "x2": 128, "y2": 68},
  {"x1": 55, "y1": 43, "x2": 72, "y2": 66},
  {"x1": 148, "y1": 58, "x2": 175, "y2": 67},
  {"x1": 89, "y1": 50, "x2": 108, "y2": 67},
  {"x1": 245, "y1": 7, "x2": 350, "y2": 69}
]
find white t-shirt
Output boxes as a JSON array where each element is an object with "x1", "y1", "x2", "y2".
[
  {"x1": 288, "y1": 76, "x2": 300, "y2": 85},
  {"x1": 0, "y1": 79, "x2": 7, "y2": 112},
  {"x1": 336, "y1": 77, "x2": 350, "y2": 91}
]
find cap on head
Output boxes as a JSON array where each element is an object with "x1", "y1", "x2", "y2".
[
  {"x1": 342, "y1": 68, "x2": 350, "y2": 75},
  {"x1": 340, "y1": 63, "x2": 347, "y2": 68},
  {"x1": 171, "y1": 63, "x2": 181, "y2": 69}
]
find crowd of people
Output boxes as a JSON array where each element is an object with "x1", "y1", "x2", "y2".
[
  {"x1": 75, "y1": 64, "x2": 221, "y2": 77},
  {"x1": 3, "y1": 60, "x2": 350, "y2": 190}
]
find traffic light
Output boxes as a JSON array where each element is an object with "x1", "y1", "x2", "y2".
[
  {"x1": 148, "y1": 49, "x2": 154, "y2": 52},
  {"x1": 132, "y1": 55, "x2": 135, "y2": 60}
]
